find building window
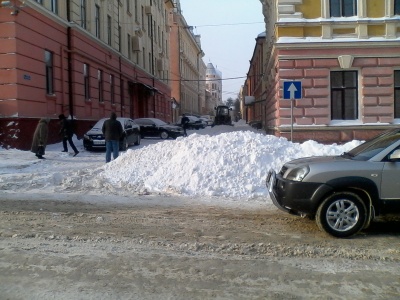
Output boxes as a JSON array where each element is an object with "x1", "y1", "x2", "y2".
[
  {"x1": 127, "y1": 34, "x2": 131, "y2": 59},
  {"x1": 127, "y1": 0, "x2": 131, "y2": 13},
  {"x1": 84, "y1": 64, "x2": 90, "y2": 100},
  {"x1": 51, "y1": 0, "x2": 58, "y2": 14},
  {"x1": 118, "y1": 26, "x2": 122, "y2": 52},
  {"x1": 45, "y1": 50, "x2": 54, "y2": 95},
  {"x1": 98, "y1": 70, "x2": 104, "y2": 103},
  {"x1": 330, "y1": 0, "x2": 357, "y2": 17},
  {"x1": 135, "y1": 0, "x2": 139, "y2": 21},
  {"x1": 121, "y1": 80, "x2": 124, "y2": 107},
  {"x1": 107, "y1": 15, "x2": 112, "y2": 45},
  {"x1": 395, "y1": 71, "x2": 400, "y2": 118},
  {"x1": 81, "y1": 0, "x2": 87, "y2": 29},
  {"x1": 395, "y1": 0, "x2": 400, "y2": 15},
  {"x1": 110, "y1": 74, "x2": 115, "y2": 105},
  {"x1": 95, "y1": 5, "x2": 101, "y2": 38},
  {"x1": 147, "y1": 15, "x2": 152, "y2": 36},
  {"x1": 331, "y1": 71, "x2": 358, "y2": 120}
]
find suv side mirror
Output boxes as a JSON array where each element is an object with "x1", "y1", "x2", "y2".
[{"x1": 389, "y1": 149, "x2": 400, "y2": 161}]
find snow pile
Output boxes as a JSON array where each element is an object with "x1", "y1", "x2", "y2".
[{"x1": 99, "y1": 130, "x2": 360, "y2": 199}]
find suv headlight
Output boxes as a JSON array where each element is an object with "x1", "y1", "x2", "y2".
[{"x1": 284, "y1": 166, "x2": 310, "y2": 182}]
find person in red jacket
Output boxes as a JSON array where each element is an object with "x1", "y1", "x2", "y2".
[{"x1": 102, "y1": 112, "x2": 123, "y2": 163}]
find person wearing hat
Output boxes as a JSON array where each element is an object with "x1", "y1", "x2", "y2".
[{"x1": 58, "y1": 114, "x2": 79, "y2": 157}]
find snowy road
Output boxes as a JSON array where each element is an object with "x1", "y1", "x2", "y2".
[{"x1": 1, "y1": 196, "x2": 400, "y2": 299}]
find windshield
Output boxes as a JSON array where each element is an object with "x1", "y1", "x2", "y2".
[
  {"x1": 135, "y1": 118, "x2": 167, "y2": 126},
  {"x1": 152, "y1": 119, "x2": 167, "y2": 126},
  {"x1": 92, "y1": 118, "x2": 124, "y2": 129},
  {"x1": 345, "y1": 129, "x2": 400, "y2": 161}
]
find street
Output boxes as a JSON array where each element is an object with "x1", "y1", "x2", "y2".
[{"x1": 1, "y1": 196, "x2": 400, "y2": 299}]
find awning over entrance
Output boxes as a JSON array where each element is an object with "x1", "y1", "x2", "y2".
[{"x1": 131, "y1": 81, "x2": 159, "y2": 94}]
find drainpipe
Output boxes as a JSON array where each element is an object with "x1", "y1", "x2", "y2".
[
  {"x1": 151, "y1": 15, "x2": 156, "y2": 117},
  {"x1": 66, "y1": 0, "x2": 74, "y2": 119}
]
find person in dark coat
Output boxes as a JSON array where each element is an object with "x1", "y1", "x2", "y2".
[
  {"x1": 102, "y1": 112, "x2": 123, "y2": 163},
  {"x1": 31, "y1": 118, "x2": 50, "y2": 159},
  {"x1": 181, "y1": 114, "x2": 190, "y2": 137},
  {"x1": 59, "y1": 114, "x2": 79, "y2": 157}
]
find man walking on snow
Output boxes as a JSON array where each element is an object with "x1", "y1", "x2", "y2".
[{"x1": 102, "y1": 112, "x2": 123, "y2": 163}]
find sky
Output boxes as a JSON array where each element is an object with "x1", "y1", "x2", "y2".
[
  {"x1": 179, "y1": 0, "x2": 265, "y2": 102},
  {"x1": 0, "y1": 121, "x2": 361, "y2": 207}
]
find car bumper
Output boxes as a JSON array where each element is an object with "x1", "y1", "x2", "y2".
[
  {"x1": 266, "y1": 170, "x2": 333, "y2": 216},
  {"x1": 83, "y1": 138, "x2": 106, "y2": 149},
  {"x1": 171, "y1": 132, "x2": 184, "y2": 138}
]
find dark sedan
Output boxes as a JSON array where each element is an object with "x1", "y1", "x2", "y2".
[
  {"x1": 177, "y1": 115, "x2": 207, "y2": 130},
  {"x1": 133, "y1": 118, "x2": 184, "y2": 139},
  {"x1": 83, "y1": 117, "x2": 141, "y2": 151}
]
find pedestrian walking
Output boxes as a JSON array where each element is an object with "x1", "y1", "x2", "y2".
[
  {"x1": 31, "y1": 117, "x2": 50, "y2": 159},
  {"x1": 181, "y1": 114, "x2": 190, "y2": 137},
  {"x1": 59, "y1": 114, "x2": 79, "y2": 157},
  {"x1": 102, "y1": 112, "x2": 123, "y2": 163}
]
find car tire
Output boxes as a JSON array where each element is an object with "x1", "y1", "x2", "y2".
[
  {"x1": 316, "y1": 192, "x2": 367, "y2": 238},
  {"x1": 134, "y1": 134, "x2": 141, "y2": 146},
  {"x1": 160, "y1": 131, "x2": 169, "y2": 139},
  {"x1": 120, "y1": 137, "x2": 128, "y2": 151}
]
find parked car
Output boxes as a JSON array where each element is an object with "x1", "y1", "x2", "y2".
[
  {"x1": 134, "y1": 118, "x2": 184, "y2": 139},
  {"x1": 199, "y1": 115, "x2": 213, "y2": 126},
  {"x1": 266, "y1": 128, "x2": 400, "y2": 238},
  {"x1": 83, "y1": 117, "x2": 140, "y2": 151},
  {"x1": 177, "y1": 115, "x2": 206, "y2": 130}
]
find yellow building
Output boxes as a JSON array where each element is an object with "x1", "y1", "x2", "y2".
[{"x1": 259, "y1": 0, "x2": 400, "y2": 143}]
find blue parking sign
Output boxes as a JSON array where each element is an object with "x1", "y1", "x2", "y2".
[{"x1": 283, "y1": 81, "x2": 302, "y2": 99}]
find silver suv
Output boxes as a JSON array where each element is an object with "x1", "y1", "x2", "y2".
[{"x1": 266, "y1": 129, "x2": 400, "y2": 238}]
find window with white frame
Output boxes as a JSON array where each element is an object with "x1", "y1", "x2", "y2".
[
  {"x1": 331, "y1": 71, "x2": 358, "y2": 120},
  {"x1": 330, "y1": 0, "x2": 357, "y2": 17},
  {"x1": 51, "y1": 0, "x2": 58, "y2": 14}
]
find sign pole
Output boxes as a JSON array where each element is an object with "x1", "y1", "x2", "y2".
[
  {"x1": 283, "y1": 81, "x2": 302, "y2": 143},
  {"x1": 290, "y1": 98, "x2": 294, "y2": 142}
]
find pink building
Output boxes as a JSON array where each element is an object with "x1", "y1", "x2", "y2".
[
  {"x1": 0, "y1": 1, "x2": 174, "y2": 150},
  {"x1": 257, "y1": 0, "x2": 400, "y2": 143}
]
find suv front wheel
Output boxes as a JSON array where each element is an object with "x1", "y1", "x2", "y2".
[{"x1": 316, "y1": 192, "x2": 368, "y2": 238}]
